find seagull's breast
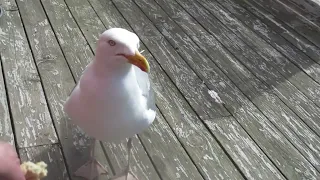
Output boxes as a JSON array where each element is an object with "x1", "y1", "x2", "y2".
[{"x1": 65, "y1": 66, "x2": 154, "y2": 142}]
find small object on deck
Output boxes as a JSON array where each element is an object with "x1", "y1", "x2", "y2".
[
  {"x1": 64, "y1": 28, "x2": 156, "y2": 180},
  {"x1": 20, "y1": 161, "x2": 48, "y2": 180}
]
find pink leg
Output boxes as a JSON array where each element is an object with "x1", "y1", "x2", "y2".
[
  {"x1": 74, "y1": 140, "x2": 108, "y2": 180},
  {"x1": 109, "y1": 138, "x2": 138, "y2": 180}
]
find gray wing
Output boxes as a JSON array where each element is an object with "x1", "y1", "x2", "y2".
[{"x1": 133, "y1": 66, "x2": 156, "y2": 111}]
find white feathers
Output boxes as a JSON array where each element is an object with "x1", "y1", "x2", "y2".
[{"x1": 64, "y1": 28, "x2": 156, "y2": 142}]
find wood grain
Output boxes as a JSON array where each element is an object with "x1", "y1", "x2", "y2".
[
  {"x1": 19, "y1": 144, "x2": 69, "y2": 180},
  {"x1": 245, "y1": 0, "x2": 320, "y2": 48},
  {"x1": 277, "y1": 0, "x2": 320, "y2": 27},
  {"x1": 174, "y1": 0, "x2": 320, "y2": 140},
  {"x1": 0, "y1": 3, "x2": 13, "y2": 144},
  {"x1": 0, "y1": 55, "x2": 14, "y2": 145},
  {"x1": 283, "y1": 0, "x2": 320, "y2": 17},
  {"x1": 234, "y1": 0, "x2": 320, "y2": 65},
  {"x1": 103, "y1": 109, "x2": 205, "y2": 180},
  {"x1": 115, "y1": 2, "x2": 308, "y2": 179},
  {"x1": 17, "y1": 0, "x2": 113, "y2": 179},
  {"x1": 114, "y1": 0, "x2": 230, "y2": 120},
  {"x1": 2, "y1": 0, "x2": 320, "y2": 179},
  {"x1": 138, "y1": 109, "x2": 204, "y2": 180},
  {"x1": 0, "y1": 0, "x2": 58, "y2": 148},
  {"x1": 133, "y1": 1, "x2": 286, "y2": 179},
  {"x1": 196, "y1": 0, "x2": 320, "y2": 107},
  {"x1": 145, "y1": 0, "x2": 320, "y2": 178},
  {"x1": 102, "y1": 136, "x2": 161, "y2": 180},
  {"x1": 150, "y1": 0, "x2": 320, "y2": 171}
]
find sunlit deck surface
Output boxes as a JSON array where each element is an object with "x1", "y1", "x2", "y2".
[{"x1": 1, "y1": 0, "x2": 320, "y2": 179}]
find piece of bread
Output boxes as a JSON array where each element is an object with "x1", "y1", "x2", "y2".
[{"x1": 20, "y1": 161, "x2": 48, "y2": 180}]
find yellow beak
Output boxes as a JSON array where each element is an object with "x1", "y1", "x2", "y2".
[{"x1": 125, "y1": 51, "x2": 150, "y2": 73}]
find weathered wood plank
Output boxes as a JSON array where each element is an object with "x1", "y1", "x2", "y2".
[
  {"x1": 133, "y1": 1, "x2": 286, "y2": 180},
  {"x1": 102, "y1": 136, "x2": 161, "y2": 180},
  {"x1": 0, "y1": 0, "x2": 58, "y2": 148},
  {"x1": 19, "y1": 144, "x2": 69, "y2": 180},
  {"x1": 146, "y1": 0, "x2": 320, "y2": 178},
  {"x1": 138, "y1": 109, "x2": 204, "y2": 179},
  {"x1": 146, "y1": 0, "x2": 320, "y2": 172},
  {"x1": 194, "y1": 34, "x2": 320, "y2": 172},
  {"x1": 140, "y1": 45, "x2": 243, "y2": 180},
  {"x1": 16, "y1": 0, "x2": 113, "y2": 179},
  {"x1": 234, "y1": 0, "x2": 320, "y2": 65},
  {"x1": 215, "y1": 0, "x2": 320, "y2": 69},
  {"x1": 0, "y1": 5, "x2": 13, "y2": 144},
  {"x1": 104, "y1": 109, "x2": 205, "y2": 180},
  {"x1": 285, "y1": 0, "x2": 320, "y2": 17},
  {"x1": 174, "y1": 0, "x2": 320, "y2": 139},
  {"x1": 245, "y1": 0, "x2": 320, "y2": 48},
  {"x1": 73, "y1": 0, "x2": 246, "y2": 179},
  {"x1": 87, "y1": 0, "x2": 131, "y2": 29},
  {"x1": 278, "y1": 0, "x2": 320, "y2": 27},
  {"x1": 115, "y1": 0, "x2": 320, "y2": 179},
  {"x1": 0, "y1": 57, "x2": 14, "y2": 145},
  {"x1": 196, "y1": 0, "x2": 320, "y2": 108},
  {"x1": 64, "y1": 0, "x2": 105, "y2": 51},
  {"x1": 112, "y1": 0, "x2": 230, "y2": 120},
  {"x1": 41, "y1": 0, "x2": 92, "y2": 80}
]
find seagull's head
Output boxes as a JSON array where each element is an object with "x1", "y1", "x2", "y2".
[{"x1": 96, "y1": 28, "x2": 150, "y2": 73}]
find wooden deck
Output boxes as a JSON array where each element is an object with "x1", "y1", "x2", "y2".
[{"x1": 0, "y1": 0, "x2": 320, "y2": 179}]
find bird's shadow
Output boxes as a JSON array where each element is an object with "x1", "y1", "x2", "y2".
[{"x1": 58, "y1": 116, "x2": 113, "y2": 180}]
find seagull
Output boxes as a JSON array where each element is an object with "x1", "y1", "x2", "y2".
[{"x1": 64, "y1": 28, "x2": 156, "y2": 180}]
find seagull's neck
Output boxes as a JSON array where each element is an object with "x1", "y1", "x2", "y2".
[{"x1": 92, "y1": 57, "x2": 132, "y2": 77}]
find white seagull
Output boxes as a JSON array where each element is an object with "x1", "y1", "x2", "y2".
[{"x1": 64, "y1": 28, "x2": 156, "y2": 180}]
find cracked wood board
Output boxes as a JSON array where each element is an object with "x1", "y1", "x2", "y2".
[
  {"x1": 245, "y1": 0, "x2": 320, "y2": 48},
  {"x1": 234, "y1": 0, "x2": 320, "y2": 65},
  {"x1": 0, "y1": 0, "x2": 58, "y2": 148},
  {"x1": 136, "y1": 0, "x2": 320, "y2": 178},
  {"x1": 196, "y1": 0, "x2": 320, "y2": 106},
  {"x1": 0, "y1": 56, "x2": 14, "y2": 145},
  {"x1": 17, "y1": 0, "x2": 116, "y2": 179},
  {"x1": 277, "y1": 0, "x2": 320, "y2": 27},
  {"x1": 173, "y1": 0, "x2": 320, "y2": 142}
]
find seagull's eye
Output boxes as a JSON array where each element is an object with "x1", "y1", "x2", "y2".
[{"x1": 108, "y1": 40, "x2": 116, "y2": 46}]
